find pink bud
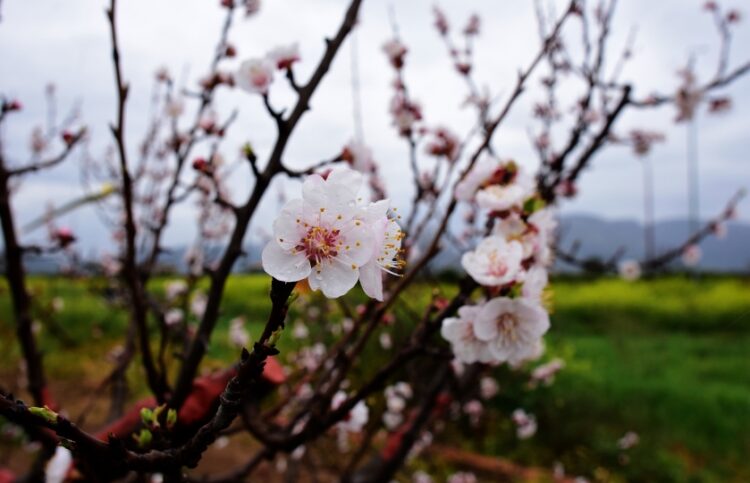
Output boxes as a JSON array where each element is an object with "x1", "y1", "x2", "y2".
[
  {"x1": 3, "y1": 99, "x2": 22, "y2": 112},
  {"x1": 62, "y1": 131, "x2": 76, "y2": 146}
]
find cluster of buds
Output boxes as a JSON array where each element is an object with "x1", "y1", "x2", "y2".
[
  {"x1": 236, "y1": 43, "x2": 300, "y2": 95},
  {"x1": 424, "y1": 126, "x2": 460, "y2": 162},
  {"x1": 389, "y1": 93, "x2": 423, "y2": 137},
  {"x1": 432, "y1": 7, "x2": 480, "y2": 76},
  {"x1": 220, "y1": 0, "x2": 260, "y2": 17},
  {"x1": 703, "y1": 2, "x2": 742, "y2": 23},
  {"x1": 628, "y1": 129, "x2": 665, "y2": 157},
  {"x1": 674, "y1": 66, "x2": 702, "y2": 123},
  {"x1": 198, "y1": 71, "x2": 235, "y2": 91}
]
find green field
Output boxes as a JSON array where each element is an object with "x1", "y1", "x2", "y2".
[{"x1": 1, "y1": 275, "x2": 749, "y2": 482}]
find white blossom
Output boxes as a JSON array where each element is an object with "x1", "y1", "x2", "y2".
[
  {"x1": 332, "y1": 391, "x2": 369, "y2": 433},
  {"x1": 448, "y1": 472, "x2": 477, "y2": 483},
  {"x1": 45, "y1": 446, "x2": 72, "y2": 483},
  {"x1": 512, "y1": 408, "x2": 537, "y2": 439},
  {"x1": 267, "y1": 43, "x2": 300, "y2": 70},
  {"x1": 682, "y1": 244, "x2": 702, "y2": 267},
  {"x1": 262, "y1": 168, "x2": 374, "y2": 298},
  {"x1": 228, "y1": 317, "x2": 250, "y2": 348},
  {"x1": 440, "y1": 305, "x2": 495, "y2": 364},
  {"x1": 618, "y1": 431, "x2": 640, "y2": 450},
  {"x1": 531, "y1": 358, "x2": 565, "y2": 386},
  {"x1": 342, "y1": 140, "x2": 376, "y2": 173},
  {"x1": 236, "y1": 58, "x2": 274, "y2": 94},
  {"x1": 190, "y1": 293, "x2": 207, "y2": 318},
  {"x1": 479, "y1": 376, "x2": 499, "y2": 399},
  {"x1": 521, "y1": 266, "x2": 548, "y2": 302},
  {"x1": 455, "y1": 157, "x2": 534, "y2": 212},
  {"x1": 357, "y1": 200, "x2": 404, "y2": 301},
  {"x1": 165, "y1": 280, "x2": 188, "y2": 301},
  {"x1": 382, "y1": 39, "x2": 408, "y2": 68},
  {"x1": 461, "y1": 236, "x2": 523, "y2": 287},
  {"x1": 473, "y1": 297, "x2": 549, "y2": 365},
  {"x1": 618, "y1": 259, "x2": 642, "y2": 281},
  {"x1": 164, "y1": 308, "x2": 184, "y2": 327}
]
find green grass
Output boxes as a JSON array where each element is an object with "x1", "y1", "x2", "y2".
[{"x1": 1, "y1": 274, "x2": 749, "y2": 482}]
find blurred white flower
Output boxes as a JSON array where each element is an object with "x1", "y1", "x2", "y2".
[
  {"x1": 473, "y1": 297, "x2": 549, "y2": 365},
  {"x1": 164, "y1": 308, "x2": 184, "y2": 327},
  {"x1": 461, "y1": 236, "x2": 523, "y2": 287},
  {"x1": 228, "y1": 317, "x2": 249, "y2": 348},
  {"x1": 512, "y1": 408, "x2": 537, "y2": 439},
  {"x1": 479, "y1": 376, "x2": 499, "y2": 399},
  {"x1": 441, "y1": 305, "x2": 495, "y2": 364},
  {"x1": 618, "y1": 259, "x2": 642, "y2": 281},
  {"x1": 45, "y1": 446, "x2": 72, "y2": 483},
  {"x1": 531, "y1": 358, "x2": 565, "y2": 386},
  {"x1": 618, "y1": 431, "x2": 640, "y2": 450},
  {"x1": 236, "y1": 58, "x2": 274, "y2": 94},
  {"x1": 682, "y1": 244, "x2": 702, "y2": 267},
  {"x1": 267, "y1": 43, "x2": 300, "y2": 70}
]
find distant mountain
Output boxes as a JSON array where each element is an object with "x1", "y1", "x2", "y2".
[
  {"x1": 555, "y1": 215, "x2": 750, "y2": 273},
  {"x1": 6, "y1": 216, "x2": 750, "y2": 274}
]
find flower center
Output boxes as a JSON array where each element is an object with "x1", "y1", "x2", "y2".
[
  {"x1": 486, "y1": 250, "x2": 508, "y2": 277},
  {"x1": 481, "y1": 165, "x2": 516, "y2": 189},
  {"x1": 297, "y1": 226, "x2": 340, "y2": 265},
  {"x1": 497, "y1": 313, "x2": 519, "y2": 342}
]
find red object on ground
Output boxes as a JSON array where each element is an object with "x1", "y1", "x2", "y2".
[
  {"x1": 0, "y1": 469, "x2": 15, "y2": 483},
  {"x1": 95, "y1": 356, "x2": 285, "y2": 441}
]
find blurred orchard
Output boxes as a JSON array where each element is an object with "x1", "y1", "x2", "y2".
[{"x1": 0, "y1": 0, "x2": 748, "y2": 482}]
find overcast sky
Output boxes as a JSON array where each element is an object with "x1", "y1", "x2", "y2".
[{"x1": 1, "y1": 0, "x2": 749, "y2": 254}]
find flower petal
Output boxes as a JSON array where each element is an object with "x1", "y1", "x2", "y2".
[
  {"x1": 261, "y1": 241, "x2": 311, "y2": 282},
  {"x1": 273, "y1": 199, "x2": 304, "y2": 250},
  {"x1": 359, "y1": 261, "x2": 383, "y2": 301},
  {"x1": 308, "y1": 259, "x2": 359, "y2": 298},
  {"x1": 339, "y1": 220, "x2": 375, "y2": 265}
]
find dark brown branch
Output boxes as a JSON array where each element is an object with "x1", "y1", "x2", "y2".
[
  {"x1": 563, "y1": 85, "x2": 631, "y2": 187},
  {"x1": 8, "y1": 130, "x2": 85, "y2": 177},
  {"x1": 0, "y1": 161, "x2": 47, "y2": 407},
  {"x1": 171, "y1": 0, "x2": 364, "y2": 410},
  {"x1": 643, "y1": 189, "x2": 745, "y2": 270},
  {"x1": 106, "y1": 0, "x2": 168, "y2": 400}
]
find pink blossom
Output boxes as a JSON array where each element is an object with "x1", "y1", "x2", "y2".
[
  {"x1": 433, "y1": 7, "x2": 449, "y2": 35},
  {"x1": 531, "y1": 358, "x2": 565, "y2": 385},
  {"x1": 164, "y1": 309, "x2": 184, "y2": 327},
  {"x1": 473, "y1": 297, "x2": 550, "y2": 365},
  {"x1": 382, "y1": 38, "x2": 408, "y2": 69},
  {"x1": 512, "y1": 408, "x2": 537, "y2": 439},
  {"x1": 618, "y1": 431, "x2": 640, "y2": 450},
  {"x1": 424, "y1": 127, "x2": 460, "y2": 161},
  {"x1": 464, "y1": 14, "x2": 480, "y2": 36},
  {"x1": 262, "y1": 168, "x2": 377, "y2": 298},
  {"x1": 618, "y1": 259, "x2": 642, "y2": 281},
  {"x1": 267, "y1": 43, "x2": 300, "y2": 70},
  {"x1": 480, "y1": 376, "x2": 500, "y2": 399},
  {"x1": 341, "y1": 140, "x2": 376, "y2": 173},
  {"x1": 461, "y1": 235, "x2": 524, "y2": 287},
  {"x1": 390, "y1": 94, "x2": 422, "y2": 136},
  {"x1": 228, "y1": 317, "x2": 250, "y2": 347},
  {"x1": 682, "y1": 244, "x2": 702, "y2": 266},
  {"x1": 440, "y1": 305, "x2": 495, "y2": 364},
  {"x1": 236, "y1": 58, "x2": 274, "y2": 94}
]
